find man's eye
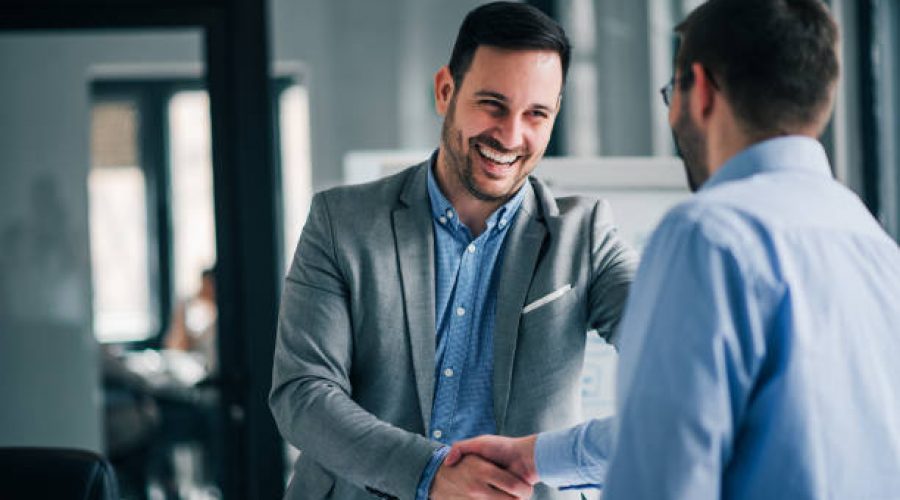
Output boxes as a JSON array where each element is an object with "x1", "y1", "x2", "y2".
[
  {"x1": 480, "y1": 100, "x2": 504, "y2": 111},
  {"x1": 529, "y1": 110, "x2": 549, "y2": 119}
]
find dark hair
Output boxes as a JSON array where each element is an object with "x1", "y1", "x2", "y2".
[
  {"x1": 675, "y1": 0, "x2": 839, "y2": 135},
  {"x1": 448, "y1": 1, "x2": 571, "y2": 90}
]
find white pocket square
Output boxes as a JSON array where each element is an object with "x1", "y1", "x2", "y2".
[{"x1": 522, "y1": 284, "x2": 572, "y2": 314}]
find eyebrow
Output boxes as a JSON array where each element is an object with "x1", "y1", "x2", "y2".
[{"x1": 473, "y1": 90, "x2": 555, "y2": 113}]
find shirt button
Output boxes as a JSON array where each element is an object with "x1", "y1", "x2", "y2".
[
  {"x1": 444, "y1": 368, "x2": 454, "y2": 378},
  {"x1": 432, "y1": 429, "x2": 443, "y2": 439},
  {"x1": 456, "y1": 307, "x2": 465, "y2": 317},
  {"x1": 446, "y1": 209, "x2": 454, "y2": 219},
  {"x1": 467, "y1": 244, "x2": 476, "y2": 253},
  {"x1": 439, "y1": 216, "x2": 447, "y2": 224}
]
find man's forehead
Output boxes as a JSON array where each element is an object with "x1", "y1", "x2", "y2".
[{"x1": 460, "y1": 46, "x2": 563, "y2": 99}]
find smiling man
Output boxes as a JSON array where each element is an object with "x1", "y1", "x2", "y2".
[{"x1": 268, "y1": 2, "x2": 636, "y2": 500}]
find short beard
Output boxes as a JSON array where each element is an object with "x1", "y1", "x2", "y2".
[{"x1": 673, "y1": 94, "x2": 709, "y2": 192}]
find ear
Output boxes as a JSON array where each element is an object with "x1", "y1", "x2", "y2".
[
  {"x1": 688, "y1": 62, "x2": 716, "y2": 125},
  {"x1": 434, "y1": 66, "x2": 455, "y2": 116}
]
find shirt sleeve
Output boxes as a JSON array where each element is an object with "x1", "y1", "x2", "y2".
[
  {"x1": 535, "y1": 417, "x2": 614, "y2": 489},
  {"x1": 603, "y1": 208, "x2": 773, "y2": 500},
  {"x1": 415, "y1": 446, "x2": 450, "y2": 500}
]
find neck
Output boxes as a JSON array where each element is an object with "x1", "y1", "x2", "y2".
[
  {"x1": 706, "y1": 114, "x2": 757, "y2": 179},
  {"x1": 434, "y1": 149, "x2": 505, "y2": 236},
  {"x1": 452, "y1": 198, "x2": 501, "y2": 237}
]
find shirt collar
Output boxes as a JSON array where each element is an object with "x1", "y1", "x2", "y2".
[
  {"x1": 702, "y1": 136, "x2": 833, "y2": 192},
  {"x1": 426, "y1": 150, "x2": 528, "y2": 234}
]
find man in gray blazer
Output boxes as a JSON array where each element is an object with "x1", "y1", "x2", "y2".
[{"x1": 269, "y1": 3, "x2": 636, "y2": 499}]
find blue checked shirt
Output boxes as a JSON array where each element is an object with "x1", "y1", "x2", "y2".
[{"x1": 415, "y1": 159, "x2": 528, "y2": 499}]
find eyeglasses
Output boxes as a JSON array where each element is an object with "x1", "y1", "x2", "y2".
[
  {"x1": 660, "y1": 68, "x2": 718, "y2": 107},
  {"x1": 660, "y1": 77, "x2": 677, "y2": 107}
]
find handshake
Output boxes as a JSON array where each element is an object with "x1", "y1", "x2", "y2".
[{"x1": 429, "y1": 434, "x2": 539, "y2": 500}]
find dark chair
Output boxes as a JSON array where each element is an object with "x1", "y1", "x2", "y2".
[{"x1": 0, "y1": 447, "x2": 120, "y2": 500}]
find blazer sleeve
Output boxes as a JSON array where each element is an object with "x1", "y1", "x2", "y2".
[
  {"x1": 587, "y1": 199, "x2": 639, "y2": 347},
  {"x1": 269, "y1": 191, "x2": 440, "y2": 499}
]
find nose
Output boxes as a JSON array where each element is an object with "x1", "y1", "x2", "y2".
[{"x1": 494, "y1": 114, "x2": 526, "y2": 152}]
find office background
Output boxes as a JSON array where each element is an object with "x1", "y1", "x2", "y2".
[{"x1": 0, "y1": 0, "x2": 897, "y2": 498}]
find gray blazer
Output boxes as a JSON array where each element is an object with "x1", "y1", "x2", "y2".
[{"x1": 270, "y1": 161, "x2": 637, "y2": 499}]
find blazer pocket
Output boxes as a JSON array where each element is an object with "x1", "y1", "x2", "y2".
[
  {"x1": 520, "y1": 284, "x2": 579, "y2": 330},
  {"x1": 522, "y1": 284, "x2": 573, "y2": 315}
]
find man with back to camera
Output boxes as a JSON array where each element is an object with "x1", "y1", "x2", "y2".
[
  {"x1": 268, "y1": 2, "x2": 637, "y2": 499},
  {"x1": 447, "y1": 0, "x2": 900, "y2": 498}
]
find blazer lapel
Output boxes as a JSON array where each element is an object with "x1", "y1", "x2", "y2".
[
  {"x1": 492, "y1": 180, "x2": 548, "y2": 432},
  {"x1": 392, "y1": 163, "x2": 437, "y2": 431}
]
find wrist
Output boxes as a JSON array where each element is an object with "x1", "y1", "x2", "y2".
[
  {"x1": 417, "y1": 446, "x2": 449, "y2": 500},
  {"x1": 517, "y1": 435, "x2": 539, "y2": 484}
]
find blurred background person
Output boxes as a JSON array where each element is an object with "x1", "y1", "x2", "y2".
[{"x1": 164, "y1": 266, "x2": 217, "y2": 376}]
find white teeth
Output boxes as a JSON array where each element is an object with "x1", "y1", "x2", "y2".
[{"x1": 477, "y1": 144, "x2": 518, "y2": 165}]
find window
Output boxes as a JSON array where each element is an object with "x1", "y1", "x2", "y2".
[
  {"x1": 88, "y1": 76, "x2": 311, "y2": 343},
  {"x1": 89, "y1": 99, "x2": 158, "y2": 342},
  {"x1": 168, "y1": 90, "x2": 216, "y2": 300},
  {"x1": 558, "y1": 0, "x2": 681, "y2": 157}
]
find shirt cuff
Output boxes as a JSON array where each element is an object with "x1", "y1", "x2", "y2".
[
  {"x1": 415, "y1": 445, "x2": 450, "y2": 500},
  {"x1": 535, "y1": 418, "x2": 613, "y2": 489}
]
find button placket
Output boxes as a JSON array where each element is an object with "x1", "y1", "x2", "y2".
[
  {"x1": 440, "y1": 238, "x2": 479, "y2": 443},
  {"x1": 431, "y1": 356, "x2": 460, "y2": 442}
]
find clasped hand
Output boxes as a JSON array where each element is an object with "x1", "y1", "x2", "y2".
[{"x1": 429, "y1": 435, "x2": 538, "y2": 499}]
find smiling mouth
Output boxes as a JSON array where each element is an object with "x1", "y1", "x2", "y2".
[{"x1": 475, "y1": 143, "x2": 522, "y2": 167}]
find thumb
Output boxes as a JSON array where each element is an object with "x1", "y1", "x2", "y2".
[
  {"x1": 444, "y1": 446, "x2": 463, "y2": 466},
  {"x1": 445, "y1": 438, "x2": 483, "y2": 466}
]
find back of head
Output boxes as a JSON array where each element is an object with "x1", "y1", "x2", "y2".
[
  {"x1": 676, "y1": 0, "x2": 840, "y2": 137},
  {"x1": 448, "y1": 1, "x2": 571, "y2": 89}
]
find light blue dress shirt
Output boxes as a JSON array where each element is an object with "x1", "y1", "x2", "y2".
[
  {"x1": 535, "y1": 136, "x2": 900, "y2": 499},
  {"x1": 416, "y1": 158, "x2": 527, "y2": 498}
]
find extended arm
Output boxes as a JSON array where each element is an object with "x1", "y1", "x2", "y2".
[{"x1": 446, "y1": 417, "x2": 614, "y2": 490}]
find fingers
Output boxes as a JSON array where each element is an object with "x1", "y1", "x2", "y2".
[
  {"x1": 446, "y1": 436, "x2": 488, "y2": 466},
  {"x1": 445, "y1": 436, "x2": 507, "y2": 466},
  {"x1": 445, "y1": 446, "x2": 462, "y2": 466},
  {"x1": 482, "y1": 461, "x2": 533, "y2": 498}
]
